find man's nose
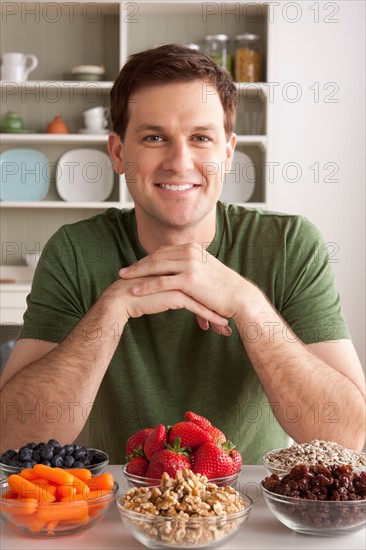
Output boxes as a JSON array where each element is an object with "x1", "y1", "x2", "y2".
[{"x1": 161, "y1": 140, "x2": 194, "y2": 174}]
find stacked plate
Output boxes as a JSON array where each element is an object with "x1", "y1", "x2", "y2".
[
  {"x1": 55, "y1": 148, "x2": 114, "y2": 202},
  {"x1": 0, "y1": 149, "x2": 50, "y2": 201}
]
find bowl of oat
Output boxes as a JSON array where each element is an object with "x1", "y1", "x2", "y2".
[
  {"x1": 117, "y1": 469, "x2": 252, "y2": 548},
  {"x1": 263, "y1": 440, "x2": 366, "y2": 476},
  {"x1": 261, "y1": 463, "x2": 366, "y2": 536}
]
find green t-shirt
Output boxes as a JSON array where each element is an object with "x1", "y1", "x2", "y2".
[{"x1": 19, "y1": 202, "x2": 350, "y2": 464}]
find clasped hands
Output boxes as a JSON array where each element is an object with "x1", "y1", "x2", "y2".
[{"x1": 117, "y1": 243, "x2": 247, "y2": 336}]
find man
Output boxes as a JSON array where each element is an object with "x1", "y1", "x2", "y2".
[{"x1": 1, "y1": 45, "x2": 365, "y2": 463}]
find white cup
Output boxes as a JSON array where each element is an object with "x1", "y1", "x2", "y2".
[
  {"x1": 1, "y1": 52, "x2": 38, "y2": 82},
  {"x1": 83, "y1": 106, "x2": 110, "y2": 130},
  {"x1": 84, "y1": 116, "x2": 108, "y2": 130},
  {"x1": 84, "y1": 107, "x2": 110, "y2": 118}
]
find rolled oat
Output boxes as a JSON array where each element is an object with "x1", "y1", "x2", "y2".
[{"x1": 265, "y1": 440, "x2": 366, "y2": 471}]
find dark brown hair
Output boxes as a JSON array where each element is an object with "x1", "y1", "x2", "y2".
[{"x1": 110, "y1": 43, "x2": 237, "y2": 141}]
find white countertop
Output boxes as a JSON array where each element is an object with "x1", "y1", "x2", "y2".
[{"x1": 1, "y1": 465, "x2": 365, "y2": 549}]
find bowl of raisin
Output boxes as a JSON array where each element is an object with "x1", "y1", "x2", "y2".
[
  {"x1": 0, "y1": 440, "x2": 109, "y2": 479},
  {"x1": 261, "y1": 463, "x2": 366, "y2": 536}
]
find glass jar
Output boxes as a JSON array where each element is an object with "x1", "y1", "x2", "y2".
[
  {"x1": 204, "y1": 34, "x2": 231, "y2": 73},
  {"x1": 234, "y1": 33, "x2": 263, "y2": 82}
]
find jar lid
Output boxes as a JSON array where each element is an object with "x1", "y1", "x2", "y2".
[
  {"x1": 71, "y1": 65, "x2": 105, "y2": 75},
  {"x1": 235, "y1": 33, "x2": 260, "y2": 41},
  {"x1": 205, "y1": 34, "x2": 229, "y2": 42}
]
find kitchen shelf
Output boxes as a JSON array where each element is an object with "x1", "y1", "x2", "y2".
[
  {"x1": 0, "y1": 134, "x2": 109, "y2": 144},
  {"x1": 1, "y1": 0, "x2": 270, "y2": 322},
  {"x1": 0, "y1": 201, "x2": 121, "y2": 209},
  {"x1": 0, "y1": 81, "x2": 114, "y2": 91}
]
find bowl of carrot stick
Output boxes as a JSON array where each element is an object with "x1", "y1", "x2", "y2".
[{"x1": 0, "y1": 465, "x2": 118, "y2": 537}]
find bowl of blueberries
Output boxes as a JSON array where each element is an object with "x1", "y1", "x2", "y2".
[{"x1": 0, "y1": 439, "x2": 109, "y2": 479}]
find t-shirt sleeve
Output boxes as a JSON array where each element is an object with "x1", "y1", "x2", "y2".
[
  {"x1": 18, "y1": 226, "x2": 85, "y2": 343},
  {"x1": 280, "y1": 216, "x2": 350, "y2": 344}
]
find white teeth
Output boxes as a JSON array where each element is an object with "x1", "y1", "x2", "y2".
[{"x1": 159, "y1": 184, "x2": 194, "y2": 191}]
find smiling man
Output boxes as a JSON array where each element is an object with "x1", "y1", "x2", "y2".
[{"x1": 1, "y1": 44, "x2": 365, "y2": 463}]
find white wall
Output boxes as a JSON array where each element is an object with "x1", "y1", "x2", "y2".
[{"x1": 267, "y1": 1, "x2": 365, "y2": 366}]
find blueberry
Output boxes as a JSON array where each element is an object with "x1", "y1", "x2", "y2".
[
  {"x1": 73, "y1": 444, "x2": 81, "y2": 451},
  {"x1": 63, "y1": 445, "x2": 74, "y2": 456},
  {"x1": 19, "y1": 447, "x2": 33, "y2": 462},
  {"x1": 32, "y1": 450, "x2": 41, "y2": 463},
  {"x1": 0, "y1": 456, "x2": 12, "y2": 465},
  {"x1": 53, "y1": 447, "x2": 66, "y2": 458},
  {"x1": 25, "y1": 442, "x2": 37, "y2": 450},
  {"x1": 21, "y1": 461, "x2": 33, "y2": 469},
  {"x1": 10, "y1": 460, "x2": 23, "y2": 467},
  {"x1": 73, "y1": 461, "x2": 85, "y2": 468},
  {"x1": 62, "y1": 455, "x2": 75, "y2": 468},
  {"x1": 51, "y1": 455, "x2": 64, "y2": 467},
  {"x1": 47, "y1": 439, "x2": 60, "y2": 448},
  {"x1": 41, "y1": 460, "x2": 52, "y2": 466},
  {"x1": 83, "y1": 457, "x2": 91, "y2": 467},
  {"x1": 40, "y1": 445, "x2": 54, "y2": 461},
  {"x1": 1, "y1": 449, "x2": 17, "y2": 461},
  {"x1": 73, "y1": 447, "x2": 87, "y2": 461},
  {"x1": 91, "y1": 451, "x2": 106, "y2": 464}
]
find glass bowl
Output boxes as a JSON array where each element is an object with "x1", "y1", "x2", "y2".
[
  {"x1": 122, "y1": 465, "x2": 240, "y2": 489},
  {"x1": 261, "y1": 482, "x2": 366, "y2": 536},
  {"x1": 262, "y1": 449, "x2": 291, "y2": 477},
  {"x1": 117, "y1": 489, "x2": 252, "y2": 549},
  {"x1": 0, "y1": 448, "x2": 109, "y2": 479},
  {"x1": 0, "y1": 478, "x2": 118, "y2": 537}
]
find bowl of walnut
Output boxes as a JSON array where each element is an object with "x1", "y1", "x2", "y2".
[
  {"x1": 117, "y1": 469, "x2": 252, "y2": 548},
  {"x1": 261, "y1": 463, "x2": 366, "y2": 536}
]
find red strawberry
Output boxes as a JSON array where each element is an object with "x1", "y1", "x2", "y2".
[
  {"x1": 144, "y1": 424, "x2": 168, "y2": 460},
  {"x1": 185, "y1": 411, "x2": 212, "y2": 431},
  {"x1": 209, "y1": 426, "x2": 227, "y2": 445},
  {"x1": 192, "y1": 441, "x2": 242, "y2": 479},
  {"x1": 169, "y1": 422, "x2": 212, "y2": 448},
  {"x1": 126, "y1": 455, "x2": 149, "y2": 477},
  {"x1": 126, "y1": 428, "x2": 154, "y2": 459},
  {"x1": 146, "y1": 439, "x2": 191, "y2": 478},
  {"x1": 230, "y1": 449, "x2": 243, "y2": 474},
  {"x1": 184, "y1": 411, "x2": 227, "y2": 445}
]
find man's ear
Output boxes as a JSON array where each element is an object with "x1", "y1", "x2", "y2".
[
  {"x1": 225, "y1": 133, "x2": 237, "y2": 172},
  {"x1": 108, "y1": 131, "x2": 124, "y2": 174}
]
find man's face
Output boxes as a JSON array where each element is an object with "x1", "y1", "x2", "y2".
[{"x1": 109, "y1": 80, "x2": 236, "y2": 235}]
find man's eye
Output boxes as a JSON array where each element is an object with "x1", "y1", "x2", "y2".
[
  {"x1": 193, "y1": 135, "x2": 211, "y2": 143},
  {"x1": 143, "y1": 135, "x2": 164, "y2": 142}
]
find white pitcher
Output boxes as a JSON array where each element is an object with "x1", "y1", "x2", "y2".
[{"x1": 1, "y1": 52, "x2": 38, "y2": 82}]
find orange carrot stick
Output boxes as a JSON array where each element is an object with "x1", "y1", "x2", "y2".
[
  {"x1": 55, "y1": 484, "x2": 77, "y2": 500},
  {"x1": 8, "y1": 474, "x2": 56, "y2": 503},
  {"x1": 46, "y1": 520, "x2": 59, "y2": 535},
  {"x1": 32, "y1": 465, "x2": 74, "y2": 486},
  {"x1": 69, "y1": 474, "x2": 90, "y2": 496},
  {"x1": 37, "y1": 501, "x2": 88, "y2": 522},
  {"x1": 64, "y1": 468, "x2": 92, "y2": 482},
  {"x1": 8, "y1": 498, "x2": 38, "y2": 516},
  {"x1": 20, "y1": 469, "x2": 38, "y2": 481},
  {"x1": 12, "y1": 514, "x2": 46, "y2": 532},
  {"x1": 87, "y1": 473, "x2": 114, "y2": 491},
  {"x1": 32, "y1": 479, "x2": 57, "y2": 497}
]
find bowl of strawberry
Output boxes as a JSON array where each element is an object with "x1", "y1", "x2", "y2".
[{"x1": 122, "y1": 412, "x2": 242, "y2": 488}]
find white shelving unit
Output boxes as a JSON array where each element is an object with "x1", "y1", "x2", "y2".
[{"x1": 0, "y1": 0, "x2": 270, "y2": 325}]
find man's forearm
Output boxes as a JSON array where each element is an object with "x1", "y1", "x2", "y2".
[
  {"x1": 234, "y1": 283, "x2": 366, "y2": 450},
  {"x1": 0, "y1": 295, "x2": 127, "y2": 451}
]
